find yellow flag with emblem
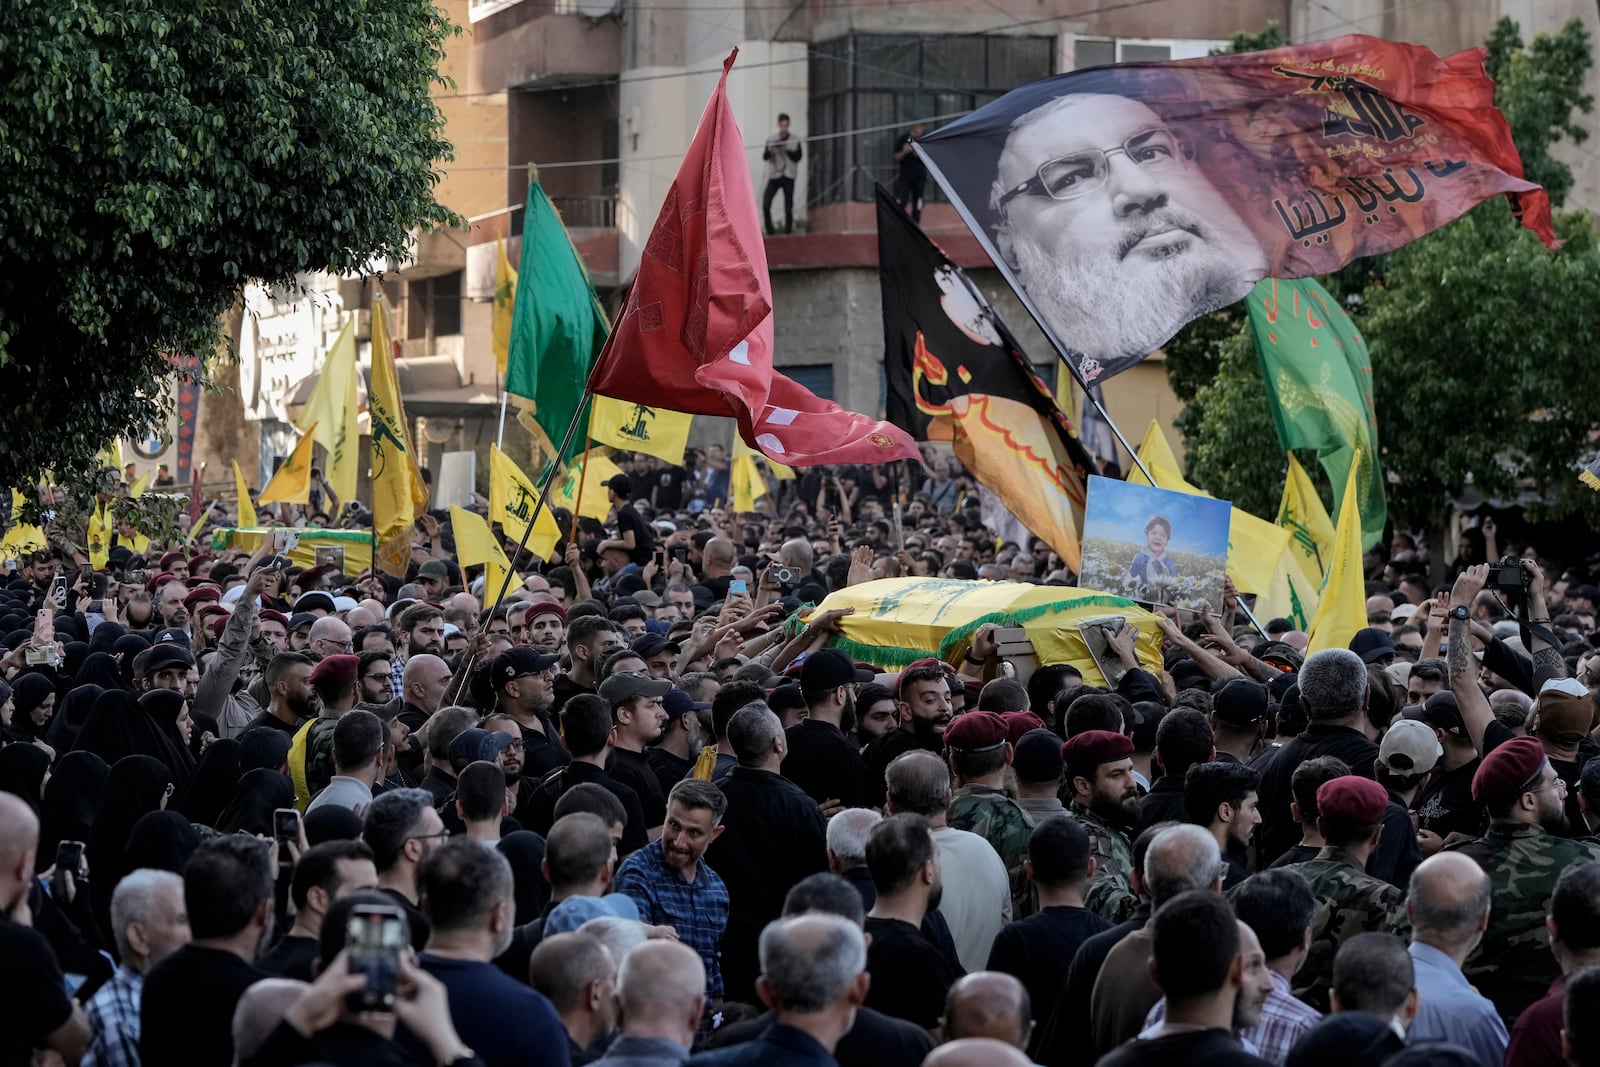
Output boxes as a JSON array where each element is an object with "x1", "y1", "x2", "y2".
[
  {"x1": 86, "y1": 503, "x2": 110, "y2": 569},
  {"x1": 128, "y1": 470, "x2": 152, "y2": 499},
  {"x1": 258, "y1": 426, "x2": 317, "y2": 505},
  {"x1": 296, "y1": 317, "x2": 360, "y2": 501},
  {"x1": 1253, "y1": 539, "x2": 1321, "y2": 632},
  {"x1": 489, "y1": 445, "x2": 561, "y2": 561},
  {"x1": 730, "y1": 437, "x2": 768, "y2": 513},
  {"x1": 232, "y1": 460, "x2": 258, "y2": 528},
  {"x1": 492, "y1": 237, "x2": 518, "y2": 376},
  {"x1": 1277, "y1": 452, "x2": 1336, "y2": 583},
  {"x1": 450, "y1": 505, "x2": 519, "y2": 608},
  {"x1": 589, "y1": 395, "x2": 694, "y2": 465},
  {"x1": 1, "y1": 490, "x2": 48, "y2": 563},
  {"x1": 369, "y1": 300, "x2": 429, "y2": 575},
  {"x1": 553, "y1": 449, "x2": 624, "y2": 521},
  {"x1": 1307, "y1": 451, "x2": 1366, "y2": 655}
]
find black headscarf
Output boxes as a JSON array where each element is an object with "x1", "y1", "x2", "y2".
[
  {"x1": 124, "y1": 811, "x2": 202, "y2": 875},
  {"x1": 4, "y1": 629, "x2": 32, "y2": 651},
  {"x1": 111, "y1": 635, "x2": 150, "y2": 687},
  {"x1": 216, "y1": 768, "x2": 293, "y2": 837},
  {"x1": 54, "y1": 615, "x2": 87, "y2": 645},
  {"x1": 6, "y1": 673, "x2": 57, "y2": 744},
  {"x1": 88, "y1": 621, "x2": 127, "y2": 656},
  {"x1": 0, "y1": 744, "x2": 50, "y2": 814},
  {"x1": 61, "y1": 641, "x2": 89, "y2": 681},
  {"x1": 237, "y1": 728, "x2": 291, "y2": 775},
  {"x1": 88, "y1": 755, "x2": 174, "y2": 943},
  {"x1": 75, "y1": 652, "x2": 126, "y2": 692},
  {"x1": 137, "y1": 690, "x2": 196, "y2": 784},
  {"x1": 496, "y1": 830, "x2": 549, "y2": 926},
  {"x1": 303, "y1": 804, "x2": 364, "y2": 845},
  {"x1": 46, "y1": 683, "x2": 103, "y2": 752},
  {"x1": 176, "y1": 737, "x2": 240, "y2": 829},
  {"x1": 37, "y1": 750, "x2": 109, "y2": 872},
  {"x1": 73, "y1": 689, "x2": 156, "y2": 768}
]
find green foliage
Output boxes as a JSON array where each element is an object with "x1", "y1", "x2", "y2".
[
  {"x1": 1212, "y1": 20, "x2": 1287, "y2": 57},
  {"x1": 0, "y1": 0, "x2": 459, "y2": 512},
  {"x1": 1170, "y1": 17, "x2": 1600, "y2": 529}
]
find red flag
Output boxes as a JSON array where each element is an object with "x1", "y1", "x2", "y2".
[{"x1": 588, "y1": 49, "x2": 918, "y2": 467}]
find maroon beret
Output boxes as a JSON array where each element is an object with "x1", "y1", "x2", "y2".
[
  {"x1": 944, "y1": 711, "x2": 1008, "y2": 752},
  {"x1": 1000, "y1": 710, "x2": 1047, "y2": 745},
  {"x1": 183, "y1": 584, "x2": 223, "y2": 608},
  {"x1": 145, "y1": 571, "x2": 176, "y2": 593},
  {"x1": 1061, "y1": 729, "x2": 1134, "y2": 771},
  {"x1": 1472, "y1": 735, "x2": 1548, "y2": 804},
  {"x1": 526, "y1": 601, "x2": 567, "y2": 623},
  {"x1": 309, "y1": 653, "x2": 360, "y2": 690},
  {"x1": 259, "y1": 609, "x2": 290, "y2": 627},
  {"x1": 1316, "y1": 776, "x2": 1388, "y2": 824}
]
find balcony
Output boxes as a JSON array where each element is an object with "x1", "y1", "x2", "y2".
[{"x1": 468, "y1": 0, "x2": 620, "y2": 96}]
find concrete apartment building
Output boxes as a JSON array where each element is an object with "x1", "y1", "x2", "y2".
[{"x1": 212, "y1": 0, "x2": 1600, "y2": 497}]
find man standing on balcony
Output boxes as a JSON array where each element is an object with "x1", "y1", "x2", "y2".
[
  {"x1": 894, "y1": 122, "x2": 928, "y2": 222},
  {"x1": 762, "y1": 113, "x2": 802, "y2": 236}
]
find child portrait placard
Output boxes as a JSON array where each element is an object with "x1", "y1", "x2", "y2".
[{"x1": 1080, "y1": 475, "x2": 1232, "y2": 610}]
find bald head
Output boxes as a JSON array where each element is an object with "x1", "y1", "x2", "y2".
[
  {"x1": 1407, "y1": 852, "x2": 1491, "y2": 951},
  {"x1": 0, "y1": 792, "x2": 39, "y2": 896},
  {"x1": 1144, "y1": 824, "x2": 1222, "y2": 907},
  {"x1": 402, "y1": 653, "x2": 452, "y2": 714},
  {"x1": 925, "y1": 1038, "x2": 1033, "y2": 1067},
  {"x1": 233, "y1": 979, "x2": 309, "y2": 1063},
  {"x1": 942, "y1": 972, "x2": 1032, "y2": 1049},
  {"x1": 779, "y1": 538, "x2": 813, "y2": 573},
  {"x1": 308, "y1": 615, "x2": 352, "y2": 655},
  {"x1": 704, "y1": 538, "x2": 737, "y2": 570},
  {"x1": 618, "y1": 940, "x2": 706, "y2": 1036},
  {"x1": 449, "y1": 592, "x2": 480, "y2": 616}
]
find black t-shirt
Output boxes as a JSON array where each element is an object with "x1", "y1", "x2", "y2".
[
  {"x1": 377, "y1": 888, "x2": 433, "y2": 953},
  {"x1": 1268, "y1": 843, "x2": 1321, "y2": 868},
  {"x1": 256, "y1": 933, "x2": 320, "y2": 981},
  {"x1": 614, "y1": 504, "x2": 654, "y2": 566},
  {"x1": 1097, "y1": 1029, "x2": 1269, "y2": 1067},
  {"x1": 606, "y1": 747, "x2": 666, "y2": 828},
  {"x1": 647, "y1": 747, "x2": 695, "y2": 794},
  {"x1": 1134, "y1": 777, "x2": 1187, "y2": 836},
  {"x1": 985, "y1": 905, "x2": 1110, "y2": 1026},
  {"x1": 517, "y1": 715, "x2": 571, "y2": 780},
  {"x1": 241, "y1": 709, "x2": 303, "y2": 736},
  {"x1": 895, "y1": 135, "x2": 927, "y2": 183},
  {"x1": 862, "y1": 916, "x2": 965, "y2": 1030},
  {"x1": 0, "y1": 918, "x2": 73, "y2": 1067},
  {"x1": 141, "y1": 944, "x2": 268, "y2": 1067},
  {"x1": 1413, "y1": 759, "x2": 1483, "y2": 841},
  {"x1": 781, "y1": 718, "x2": 866, "y2": 810},
  {"x1": 551, "y1": 674, "x2": 596, "y2": 716},
  {"x1": 701, "y1": 1006, "x2": 934, "y2": 1067},
  {"x1": 1255, "y1": 723, "x2": 1379, "y2": 866},
  {"x1": 654, "y1": 467, "x2": 689, "y2": 511},
  {"x1": 862, "y1": 729, "x2": 923, "y2": 810},
  {"x1": 525, "y1": 761, "x2": 648, "y2": 855}
]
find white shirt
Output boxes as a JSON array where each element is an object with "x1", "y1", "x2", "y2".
[
  {"x1": 932, "y1": 824, "x2": 1012, "y2": 971},
  {"x1": 306, "y1": 775, "x2": 374, "y2": 815}
]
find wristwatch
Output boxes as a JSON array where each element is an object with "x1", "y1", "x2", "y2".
[{"x1": 1448, "y1": 605, "x2": 1470, "y2": 622}]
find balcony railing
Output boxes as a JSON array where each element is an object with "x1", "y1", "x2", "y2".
[
  {"x1": 468, "y1": 0, "x2": 582, "y2": 22},
  {"x1": 549, "y1": 195, "x2": 617, "y2": 229}
]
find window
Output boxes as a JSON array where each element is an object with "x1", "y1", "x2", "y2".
[
  {"x1": 411, "y1": 271, "x2": 462, "y2": 341},
  {"x1": 784, "y1": 364, "x2": 835, "y2": 401},
  {"x1": 1067, "y1": 36, "x2": 1230, "y2": 71},
  {"x1": 808, "y1": 34, "x2": 1053, "y2": 207}
]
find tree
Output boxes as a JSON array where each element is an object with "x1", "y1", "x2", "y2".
[
  {"x1": 0, "y1": 0, "x2": 458, "y2": 507},
  {"x1": 1171, "y1": 17, "x2": 1600, "y2": 529}
]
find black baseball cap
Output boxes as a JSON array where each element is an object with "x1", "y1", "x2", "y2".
[
  {"x1": 632, "y1": 633, "x2": 682, "y2": 659},
  {"x1": 1420, "y1": 691, "x2": 1466, "y2": 737},
  {"x1": 662, "y1": 689, "x2": 710, "y2": 721},
  {"x1": 799, "y1": 648, "x2": 874, "y2": 692},
  {"x1": 140, "y1": 643, "x2": 196, "y2": 676},
  {"x1": 153, "y1": 628, "x2": 191, "y2": 648},
  {"x1": 1349, "y1": 628, "x2": 1397, "y2": 663},
  {"x1": 493, "y1": 647, "x2": 560, "y2": 686},
  {"x1": 598, "y1": 673, "x2": 673, "y2": 707},
  {"x1": 1213, "y1": 678, "x2": 1268, "y2": 727}
]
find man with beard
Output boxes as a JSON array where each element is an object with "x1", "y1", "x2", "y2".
[
  {"x1": 852, "y1": 683, "x2": 899, "y2": 748},
  {"x1": 1064, "y1": 730, "x2": 1141, "y2": 924},
  {"x1": 602, "y1": 673, "x2": 672, "y2": 831},
  {"x1": 155, "y1": 580, "x2": 191, "y2": 634},
  {"x1": 527, "y1": 603, "x2": 567, "y2": 655},
  {"x1": 648, "y1": 689, "x2": 710, "y2": 794},
  {"x1": 392, "y1": 602, "x2": 446, "y2": 696},
  {"x1": 862, "y1": 814, "x2": 963, "y2": 1030},
  {"x1": 241, "y1": 651, "x2": 317, "y2": 735},
  {"x1": 481, "y1": 713, "x2": 539, "y2": 825},
  {"x1": 140, "y1": 836, "x2": 273, "y2": 1067},
  {"x1": 988, "y1": 92, "x2": 1266, "y2": 385},
  {"x1": 553, "y1": 617, "x2": 626, "y2": 715},
  {"x1": 417, "y1": 841, "x2": 570, "y2": 1067},
  {"x1": 863, "y1": 662, "x2": 952, "y2": 809},
  {"x1": 492, "y1": 647, "x2": 569, "y2": 778},
  {"x1": 1446, "y1": 735, "x2": 1600, "y2": 1024},
  {"x1": 783, "y1": 649, "x2": 873, "y2": 810}
]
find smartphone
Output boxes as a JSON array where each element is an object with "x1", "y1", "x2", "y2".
[
  {"x1": 48, "y1": 575, "x2": 68, "y2": 603},
  {"x1": 729, "y1": 578, "x2": 748, "y2": 596},
  {"x1": 277, "y1": 530, "x2": 301, "y2": 553},
  {"x1": 273, "y1": 808, "x2": 301, "y2": 845},
  {"x1": 79, "y1": 563, "x2": 92, "y2": 586},
  {"x1": 1078, "y1": 615, "x2": 1132, "y2": 688},
  {"x1": 345, "y1": 903, "x2": 407, "y2": 1013},
  {"x1": 51, "y1": 841, "x2": 85, "y2": 901},
  {"x1": 672, "y1": 547, "x2": 688, "y2": 563}
]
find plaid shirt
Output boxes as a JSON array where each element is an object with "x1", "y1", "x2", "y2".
[
  {"x1": 1142, "y1": 968, "x2": 1321, "y2": 1065},
  {"x1": 613, "y1": 841, "x2": 729, "y2": 998},
  {"x1": 390, "y1": 654, "x2": 407, "y2": 700},
  {"x1": 84, "y1": 965, "x2": 143, "y2": 1067}
]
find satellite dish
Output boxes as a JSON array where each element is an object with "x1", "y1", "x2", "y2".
[
  {"x1": 575, "y1": 0, "x2": 619, "y2": 17},
  {"x1": 238, "y1": 310, "x2": 262, "y2": 415}
]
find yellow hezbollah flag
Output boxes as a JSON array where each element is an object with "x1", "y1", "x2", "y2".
[
  {"x1": 128, "y1": 470, "x2": 151, "y2": 499},
  {"x1": 489, "y1": 445, "x2": 561, "y2": 561},
  {"x1": 232, "y1": 460, "x2": 257, "y2": 529},
  {"x1": 553, "y1": 449, "x2": 624, "y2": 521},
  {"x1": 1, "y1": 490, "x2": 48, "y2": 562},
  {"x1": 369, "y1": 300, "x2": 429, "y2": 575},
  {"x1": 259, "y1": 425, "x2": 317, "y2": 505},
  {"x1": 730, "y1": 437, "x2": 768, "y2": 513},
  {"x1": 296, "y1": 317, "x2": 360, "y2": 501},
  {"x1": 1129, "y1": 422, "x2": 1285, "y2": 596},
  {"x1": 450, "y1": 505, "x2": 519, "y2": 608},
  {"x1": 87, "y1": 503, "x2": 110, "y2": 569},
  {"x1": 1307, "y1": 450, "x2": 1366, "y2": 655},
  {"x1": 589, "y1": 394, "x2": 694, "y2": 465},
  {"x1": 493, "y1": 237, "x2": 518, "y2": 377},
  {"x1": 1254, "y1": 539, "x2": 1321, "y2": 632},
  {"x1": 1278, "y1": 453, "x2": 1336, "y2": 583}
]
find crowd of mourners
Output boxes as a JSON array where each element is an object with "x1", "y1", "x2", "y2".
[{"x1": 3, "y1": 451, "x2": 1600, "y2": 1067}]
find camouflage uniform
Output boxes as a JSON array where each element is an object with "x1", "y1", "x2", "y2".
[
  {"x1": 1446, "y1": 824, "x2": 1600, "y2": 1025},
  {"x1": 1073, "y1": 802, "x2": 1137, "y2": 924},
  {"x1": 1249, "y1": 846, "x2": 1409, "y2": 1014},
  {"x1": 949, "y1": 784, "x2": 1036, "y2": 918}
]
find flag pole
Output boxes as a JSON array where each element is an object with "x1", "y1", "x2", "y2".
[
  {"x1": 496, "y1": 380, "x2": 508, "y2": 449},
  {"x1": 490, "y1": 389, "x2": 594, "y2": 609},
  {"x1": 566, "y1": 403, "x2": 596, "y2": 544}
]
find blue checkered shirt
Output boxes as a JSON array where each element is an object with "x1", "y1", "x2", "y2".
[
  {"x1": 390, "y1": 654, "x2": 406, "y2": 701},
  {"x1": 84, "y1": 965, "x2": 143, "y2": 1067},
  {"x1": 613, "y1": 841, "x2": 729, "y2": 998},
  {"x1": 1142, "y1": 967, "x2": 1321, "y2": 1065}
]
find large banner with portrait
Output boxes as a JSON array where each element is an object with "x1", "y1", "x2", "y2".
[{"x1": 915, "y1": 34, "x2": 1558, "y2": 386}]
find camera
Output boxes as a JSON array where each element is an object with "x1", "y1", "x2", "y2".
[
  {"x1": 1485, "y1": 556, "x2": 1533, "y2": 596},
  {"x1": 769, "y1": 565, "x2": 800, "y2": 587}
]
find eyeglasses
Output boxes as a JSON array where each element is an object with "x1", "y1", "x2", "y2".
[
  {"x1": 409, "y1": 830, "x2": 451, "y2": 844},
  {"x1": 997, "y1": 126, "x2": 1194, "y2": 207},
  {"x1": 363, "y1": 673, "x2": 391, "y2": 683}
]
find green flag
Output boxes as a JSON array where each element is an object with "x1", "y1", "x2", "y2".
[
  {"x1": 505, "y1": 178, "x2": 609, "y2": 462},
  {"x1": 1246, "y1": 277, "x2": 1386, "y2": 551}
]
